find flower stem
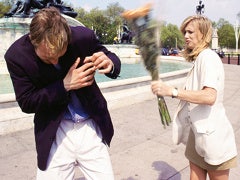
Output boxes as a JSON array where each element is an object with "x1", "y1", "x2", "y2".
[{"x1": 121, "y1": 4, "x2": 172, "y2": 128}]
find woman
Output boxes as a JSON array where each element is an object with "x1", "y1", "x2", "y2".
[{"x1": 151, "y1": 15, "x2": 237, "y2": 180}]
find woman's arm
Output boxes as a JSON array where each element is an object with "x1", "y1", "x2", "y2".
[{"x1": 151, "y1": 81, "x2": 217, "y2": 106}]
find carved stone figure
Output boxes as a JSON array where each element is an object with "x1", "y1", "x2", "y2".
[
  {"x1": 120, "y1": 24, "x2": 133, "y2": 44},
  {"x1": 196, "y1": 0, "x2": 205, "y2": 15},
  {"x1": 4, "y1": 0, "x2": 77, "y2": 18}
]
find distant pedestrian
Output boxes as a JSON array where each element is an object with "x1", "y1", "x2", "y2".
[
  {"x1": 113, "y1": 36, "x2": 118, "y2": 44},
  {"x1": 151, "y1": 15, "x2": 237, "y2": 180}
]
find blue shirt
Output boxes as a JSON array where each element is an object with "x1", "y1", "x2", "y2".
[
  {"x1": 64, "y1": 91, "x2": 90, "y2": 123},
  {"x1": 54, "y1": 63, "x2": 89, "y2": 123}
]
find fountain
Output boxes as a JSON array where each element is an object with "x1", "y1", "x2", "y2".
[{"x1": 0, "y1": 6, "x2": 191, "y2": 135}]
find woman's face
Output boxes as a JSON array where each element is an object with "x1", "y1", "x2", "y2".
[{"x1": 183, "y1": 21, "x2": 203, "y2": 50}]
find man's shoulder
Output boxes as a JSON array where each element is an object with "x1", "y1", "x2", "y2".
[
  {"x1": 70, "y1": 26, "x2": 95, "y2": 38},
  {"x1": 6, "y1": 34, "x2": 30, "y2": 50},
  {"x1": 70, "y1": 26, "x2": 92, "y2": 34},
  {"x1": 70, "y1": 26, "x2": 96, "y2": 44},
  {"x1": 5, "y1": 34, "x2": 32, "y2": 60}
]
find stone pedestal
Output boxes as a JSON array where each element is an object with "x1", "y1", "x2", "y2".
[{"x1": 212, "y1": 28, "x2": 218, "y2": 49}]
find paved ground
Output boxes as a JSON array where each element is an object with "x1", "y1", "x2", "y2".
[{"x1": 0, "y1": 64, "x2": 240, "y2": 180}]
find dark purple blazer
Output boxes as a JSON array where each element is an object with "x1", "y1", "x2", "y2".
[{"x1": 4, "y1": 26, "x2": 121, "y2": 170}]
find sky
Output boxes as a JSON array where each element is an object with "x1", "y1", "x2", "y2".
[{"x1": 65, "y1": 0, "x2": 240, "y2": 27}]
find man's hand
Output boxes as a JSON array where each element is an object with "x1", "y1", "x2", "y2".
[
  {"x1": 63, "y1": 58, "x2": 96, "y2": 91},
  {"x1": 84, "y1": 51, "x2": 114, "y2": 74}
]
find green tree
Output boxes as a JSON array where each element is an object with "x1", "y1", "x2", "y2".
[
  {"x1": 75, "y1": 3, "x2": 125, "y2": 44},
  {"x1": 160, "y1": 23, "x2": 184, "y2": 50},
  {"x1": 105, "y1": 2, "x2": 124, "y2": 24},
  {"x1": 104, "y1": 3, "x2": 125, "y2": 44},
  {"x1": 216, "y1": 19, "x2": 235, "y2": 49},
  {"x1": 75, "y1": 7, "x2": 89, "y2": 26},
  {"x1": 0, "y1": 0, "x2": 12, "y2": 18},
  {"x1": 86, "y1": 8, "x2": 109, "y2": 44}
]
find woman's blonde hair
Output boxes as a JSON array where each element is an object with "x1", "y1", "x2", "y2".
[
  {"x1": 30, "y1": 7, "x2": 71, "y2": 56},
  {"x1": 180, "y1": 15, "x2": 212, "y2": 62}
]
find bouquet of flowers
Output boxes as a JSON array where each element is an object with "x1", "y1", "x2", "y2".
[{"x1": 122, "y1": 3, "x2": 171, "y2": 128}]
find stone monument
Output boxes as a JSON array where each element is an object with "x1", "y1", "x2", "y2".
[
  {"x1": 4, "y1": 0, "x2": 78, "y2": 18},
  {"x1": 211, "y1": 28, "x2": 218, "y2": 50},
  {"x1": 120, "y1": 24, "x2": 133, "y2": 44},
  {"x1": 196, "y1": 0, "x2": 204, "y2": 15}
]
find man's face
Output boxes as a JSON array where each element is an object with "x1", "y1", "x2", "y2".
[{"x1": 35, "y1": 41, "x2": 66, "y2": 65}]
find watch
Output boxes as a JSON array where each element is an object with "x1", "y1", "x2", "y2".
[{"x1": 172, "y1": 87, "x2": 178, "y2": 98}]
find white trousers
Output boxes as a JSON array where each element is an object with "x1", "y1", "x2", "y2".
[{"x1": 36, "y1": 119, "x2": 114, "y2": 180}]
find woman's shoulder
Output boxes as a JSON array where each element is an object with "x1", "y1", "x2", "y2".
[
  {"x1": 197, "y1": 48, "x2": 221, "y2": 62},
  {"x1": 194, "y1": 49, "x2": 223, "y2": 70},
  {"x1": 200, "y1": 48, "x2": 219, "y2": 58}
]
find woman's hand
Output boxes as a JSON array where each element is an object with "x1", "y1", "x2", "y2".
[{"x1": 151, "y1": 80, "x2": 173, "y2": 97}]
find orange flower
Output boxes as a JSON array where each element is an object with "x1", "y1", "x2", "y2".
[{"x1": 121, "y1": 3, "x2": 152, "y2": 20}]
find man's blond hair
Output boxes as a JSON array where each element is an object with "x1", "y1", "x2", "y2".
[{"x1": 30, "y1": 7, "x2": 71, "y2": 56}]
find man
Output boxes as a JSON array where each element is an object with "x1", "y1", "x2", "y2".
[{"x1": 5, "y1": 7, "x2": 121, "y2": 179}]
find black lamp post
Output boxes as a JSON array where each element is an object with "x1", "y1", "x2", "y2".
[{"x1": 196, "y1": 0, "x2": 205, "y2": 15}]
